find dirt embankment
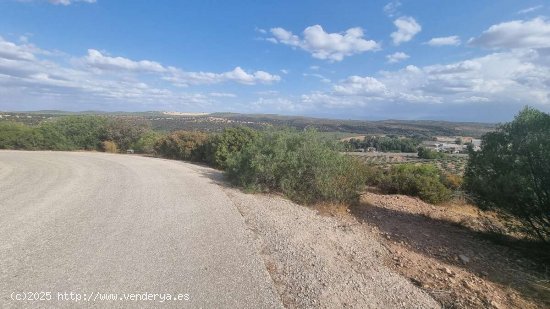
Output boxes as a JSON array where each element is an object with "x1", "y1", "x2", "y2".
[
  {"x1": 354, "y1": 193, "x2": 549, "y2": 309},
  {"x1": 223, "y1": 188, "x2": 439, "y2": 309},
  {"x1": 221, "y1": 181, "x2": 549, "y2": 309}
]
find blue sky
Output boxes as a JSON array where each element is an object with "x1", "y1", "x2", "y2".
[{"x1": 1, "y1": 0, "x2": 550, "y2": 121}]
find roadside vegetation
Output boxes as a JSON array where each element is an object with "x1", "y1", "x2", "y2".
[
  {"x1": 223, "y1": 129, "x2": 367, "y2": 204},
  {"x1": 365, "y1": 164, "x2": 454, "y2": 204},
  {"x1": 1, "y1": 107, "x2": 548, "y2": 244},
  {"x1": 465, "y1": 107, "x2": 550, "y2": 243}
]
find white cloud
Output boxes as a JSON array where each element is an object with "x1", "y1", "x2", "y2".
[
  {"x1": 80, "y1": 49, "x2": 280, "y2": 86},
  {"x1": 209, "y1": 92, "x2": 236, "y2": 98},
  {"x1": 0, "y1": 36, "x2": 36, "y2": 61},
  {"x1": 0, "y1": 36, "x2": 279, "y2": 111},
  {"x1": 470, "y1": 18, "x2": 550, "y2": 49},
  {"x1": 517, "y1": 5, "x2": 543, "y2": 14},
  {"x1": 164, "y1": 66, "x2": 280, "y2": 86},
  {"x1": 48, "y1": 0, "x2": 96, "y2": 5},
  {"x1": 268, "y1": 25, "x2": 380, "y2": 62},
  {"x1": 383, "y1": 1, "x2": 401, "y2": 17},
  {"x1": 84, "y1": 49, "x2": 167, "y2": 73},
  {"x1": 391, "y1": 16, "x2": 421, "y2": 45},
  {"x1": 333, "y1": 76, "x2": 389, "y2": 96},
  {"x1": 300, "y1": 49, "x2": 550, "y2": 110},
  {"x1": 426, "y1": 36, "x2": 461, "y2": 46},
  {"x1": 303, "y1": 73, "x2": 331, "y2": 83},
  {"x1": 386, "y1": 52, "x2": 409, "y2": 63}
]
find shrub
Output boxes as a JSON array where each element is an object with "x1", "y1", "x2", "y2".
[
  {"x1": 465, "y1": 107, "x2": 550, "y2": 242},
  {"x1": 377, "y1": 164, "x2": 452, "y2": 204},
  {"x1": 101, "y1": 141, "x2": 118, "y2": 153},
  {"x1": 204, "y1": 127, "x2": 259, "y2": 169},
  {"x1": 105, "y1": 117, "x2": 151, "y2": 151},
  {"x1": 225, "y1": 129, "x2": 366, "y2": 204},
  {"x1": 418, "y1": 147, "x2": 445, "y2": 159},
  {"x1": 46, "y1": 116, "x2": 108, "y2": 150},
  {"x1": 133, "y1": 131, "x2": 163, "y2": 154},
  {"x1": 0, "y1": 122, "x2": 38, "y2": 150},
  {"x1": 154, "y1": 131, "x2": 209, "y2": 161},
  {"x1": 35, "y1": 123, "x2": 72, "y2": 150},
  {"x1": 441, "y1": 173, "x2": 463, "y2": 190}
]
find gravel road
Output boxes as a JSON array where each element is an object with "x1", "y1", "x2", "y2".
[{"x1": 0, "y1": 151, "x2": 282, "y2": 308}]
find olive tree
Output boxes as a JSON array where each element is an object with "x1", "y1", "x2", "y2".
[{"x1": 464, "y1": 107, "x2": 550, "y2": 242}]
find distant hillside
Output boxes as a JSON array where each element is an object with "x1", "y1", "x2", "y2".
[
  {"x1": 0, "y1": 111, "x2": 496, "y2": 138},
  {"x1": 209, "y1": 113, "x2": 496, "y2": 138}
]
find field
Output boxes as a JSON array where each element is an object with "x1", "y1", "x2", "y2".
[{"x1": 347, "y1": 152, "x2": 469, "y2": 175}]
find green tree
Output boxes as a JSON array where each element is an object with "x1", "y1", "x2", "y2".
[
  {"x1": 464, "y1": 107, "x2": 550, "y2": 242},
  {"x1": 205, "y1": 127, "x2": 259, "y2": 169}
]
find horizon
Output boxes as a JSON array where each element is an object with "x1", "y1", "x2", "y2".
[
  {"x1": 1, "y1": 0, "x2": 550, "y2": 122},
  {"x1": 1, "y1": 109, "x2": 503, "y2": 124}
]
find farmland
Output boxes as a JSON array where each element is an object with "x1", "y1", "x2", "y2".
[{"x1": 347, "y1": 152, "x2": 469, "y2": 175}]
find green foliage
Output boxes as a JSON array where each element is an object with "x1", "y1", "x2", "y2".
[
  {"x1": 225, "y1": 129, "x2": 366, "y2": 204},
  {"x1": 104, "y1": 117, "x2": 151, "y2": 151},
  {"x1": 154, "y1": 131, "x2": 209, "y2": 161},
  {"x1": 205, "y1": 126, "x2": 259, "y2": 169},
  {"x1": 0, "y1": 121, "x2": 71, "y2": 150},
  {"x1": 370, "y1": 164, "x2": 452, "y2": 204},
  {"x1": 133, "y1": 131, "x2": 164, "y2": 154},
  {"x1": 0, "y1": 116, "x2": 159, "y2": 152},
  {"x1": 46, "y1": 116, "x2": 108, "y2": 150},
  {"x1": 346, "y1": 135, "x2": 420, "y2": 153},
  {"x1": 417, "y1": 147, "x2": 446, "y2": 159},
  {"x1": 465, "y1": 107, "x2": 550, "y2": 242}
]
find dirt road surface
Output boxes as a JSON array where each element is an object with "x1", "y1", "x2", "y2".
[
  {"x1": 0, "y1": 151, "x2": 439, "y2": 308},
  {"x1": 0, "y1": 151, "x2": 282, "y2": 308}
]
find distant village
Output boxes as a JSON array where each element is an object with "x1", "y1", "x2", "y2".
[{"x1": 421, "y1": 136, "x2": 482, "y2": 153}]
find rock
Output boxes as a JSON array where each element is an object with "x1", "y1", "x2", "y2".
[
  {"x1": 441, "y1": 267, "x2": 453, "y2": 275},
  {"x1": 459, "y1": 254, "x2": 470, "y2": 264}
]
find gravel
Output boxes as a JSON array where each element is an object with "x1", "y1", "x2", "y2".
[{"x1": 219, "y1": 186, "x2": 440, "y2": 309}]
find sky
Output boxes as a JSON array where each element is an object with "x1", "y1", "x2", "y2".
[{"x1": 1, "y1": 0, "x2": 550, "y2": 122}]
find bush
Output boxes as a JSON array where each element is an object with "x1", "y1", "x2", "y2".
[
  {"x1": 204, "y1": 127, "x2": 259, "y2": 169},
  {"x1": 225, "y1": 129, "x2": 366, "y2": 204},
  {"x1": 105, "y1": 117, "x2": 151, "y2": 151},
  {"x1": 154, "y1": 131, "x2": 209, "y2": 161},
  {"x1": 133, "y1": 131, "x2": 163, "y2": 154},
  {"x1": 441, "y1": 173, "x2": 463, "y2": 190},
  {"x1": 0, "y1": 116, "x2": 160, "y2": 153},
  {"x1": 376, "y1": 164, "x2": 452, "y2": 204},
  {"x1": 465, "y1": 107, "x2": 550, "y2": 242},
  {"x1": 101, "y1": 141, "x2": 118, "y2": 153},
  {"x1": 0, "y1": 122, "x2": 38, "y2": 150},
  {"x1": 418, "y1": 147, "x2": 445, "y2": 159},
  {"x1": 46, "y1": 116, "x2": 108, "y2": 150}
]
